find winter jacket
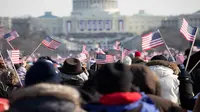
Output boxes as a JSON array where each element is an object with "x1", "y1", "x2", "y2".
[
  {"x1": 17, "y1": 66, "x2": 27, "y2": 85},
  {"x1": 147, "y1": 60, "x2": 180, "y2": 104},
  {"x1": 85, "y1": 92, "x2": 182, "y2": 112},
  {"x1": 60, "y1": 72, "x2": 88, "y2": 88},
  {"x1": 178, "y1": 65, "x2": 196, "y2": 110},
  {"x1": 78, "y1": 74, "x2": 102, "y2": 105},
  {"x1": 193, "y1": 94, "x2": 200, "y2": 112},
  {"x1": 147, "y1": 94, "x2": 182, "y2": 112},
  {"x1": 85, "y1": 92, "x2": 159, "y2": 112}
]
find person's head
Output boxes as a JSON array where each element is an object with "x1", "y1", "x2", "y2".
[
  {"x1": 131, "y1": 57, "x2": 145, "y2": 64},
  {"x1": 129, "y1": 64, "x2": 161, "y2": 96},
  {"x1": 0, "y1": 58, "x2": 6, "y2": 69},
  {"x1": 135, "y1": 51, "x2": 141, "y2": 58},
  {"x1": 94, "y1": 63, "x2": 133, "y2": 94},
  {"x1": 9, "y1": 83, "x2": 83, "y2": 112},
  {"x1": 151, "y1": 55, "x2": 168, "y2": 61},
  {"x1": 122, "y1": 56, "x2": 132, "y2": 65},
  {"x1": 59, "y1": 58, "x2": 84, "y2": 75},
  {"x1": 25, "y1": 59, "x2": 60, "y2": 86},
  {"x1": 184, "y1": 48, "x2": 190, "y2": 57},
  {"x1": 0, "y1": 69, "x2": 19, "y2": 86},
  {"x1": 38, "y1": 56, "x2": 52, "y2": 61}
]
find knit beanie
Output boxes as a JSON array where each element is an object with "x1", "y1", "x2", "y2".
[
  {"x1": 123, "y1": 56, "x2": 132, "y2": 65},
  {"x1": 135, "y1": 51, "x2": 141, "y2": 57},
  {"x1": 94, "y1": 63, "x2": 133, "y2": 94},
  {"x1": 25, "y1": 59, "x2": 60, "y2": 86}
]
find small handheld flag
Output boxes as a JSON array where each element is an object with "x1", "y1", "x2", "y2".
[
  {"x1": 96, "y1": 55, "x2": 114, "y2": 64},
  {"x1": 142, "y1": 30, "x2": 164, "y2": 51},
  {"x1": 4, "y1": 30, "x2": 19, "y2": 41},
  {"x1": 42, "y1": 36, "x2": 61, "y2": 50},
  {"x1": 9, "y1": 50, "x2": 20, "y2": 64},
  {"x1": 180, "y1": 18, "x2": 197, "y2": 41}
]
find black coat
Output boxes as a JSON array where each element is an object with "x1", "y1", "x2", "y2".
[{"x1": 178, "y1": 66, "x2": 197, "y2": 110}]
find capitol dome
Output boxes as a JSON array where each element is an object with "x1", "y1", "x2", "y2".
[{"x1": 72, "y1": 0, "x2": 119, "y2": 15}]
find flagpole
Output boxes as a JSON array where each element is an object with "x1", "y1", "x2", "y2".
[
  {"x1": 158, "y1": 30, "x2": 175, "y2": 62},
  {"x1": 121, "y1": 46, "x2": 124, "y2": 62},
  {"x1": 26, "y1": 43, "x2": 42, "y2": 61},
  {"x1": 185, "y1": 28, "x2": 199, "y2": 71},
  {"x1": 0, "y1": 51, "x2": 7, "y2": 69},
  {"x1": 7, "y1": 50, "x2": 23, "y2": 86},
  {"x1": 189, "y1": 60, "x2": 200, "y2": 74},
  {"x1": 6, "y1": 40, "x2": 15, "y2": 50}
]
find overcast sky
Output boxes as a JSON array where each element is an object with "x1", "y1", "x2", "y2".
[{"x1": 0, "y1": 0, "x2": 200, "y2": 17}]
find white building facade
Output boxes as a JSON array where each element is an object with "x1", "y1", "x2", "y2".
[
  {"x1": 0, "y1": 17, "x2": 12, "y2": 32},
  {"x1": 162, "y1": 10, "x2": 200, "y2": 28},
  {"x1": 29, "y1": 0, "x2": 165, "y2": 36}
]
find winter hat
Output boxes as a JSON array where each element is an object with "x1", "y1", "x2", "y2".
[
  {"x1": 135, "y1": 51, "x2": 141, "y2": 57},
  {"x1": 59, "y1": 58, "x2": 83, "y2": 75},
  {"x1": 151, "y1": 55, "x2": 167, "y2": 61},
  {"x1": 123, "y1": 56, "x2": 132, "y2": 65},
  {"x1": 94, "y1": 63, "x2": 133, "y2": 94},
  {"x1": 25, "y1": 59, "x2": 60, "y2": 86}
]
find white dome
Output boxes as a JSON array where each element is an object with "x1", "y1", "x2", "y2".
[{"x1": 72, "y1": 0, "x2": 119, "y2": 15}]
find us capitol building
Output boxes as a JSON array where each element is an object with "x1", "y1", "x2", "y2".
[{"x1": 28, "y1": 0, "x2": 164, "y2": 51}]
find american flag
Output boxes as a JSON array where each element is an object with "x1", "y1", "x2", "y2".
[
  {"x1": 113, "y1": 41, "x2": 121, "y2": 50},
  {"x1": 180, "y1": 18, "x2": 197, "y2": 41},
  {"x1": 96, "y1": 55, "x2": 114, "y2": 64},
  {"x1": 122, "y1": 48, "x2": 132, "y2": 57},
  {"x1": 82, "y1": 45, "x2": 89, "y2": 55},
  {"x1": 0, "y1": 26, "x2": 4, "y2": 38},
  {"x1": 42, "y1": 36, "x2": 61, "y2": 50},
  {"x1": 142, "y1": 30, "x2": 164, "y2": 51},
  {"x1": 10, "y1": 50, "x2": 20, "y2": 64},
  {"x1": 4, "y1": 30, "x2": 19, "y2": 41}
]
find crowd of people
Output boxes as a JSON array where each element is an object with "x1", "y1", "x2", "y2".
[{"x1": 0, "y1": 48, "x2": 200, "y2": 112}]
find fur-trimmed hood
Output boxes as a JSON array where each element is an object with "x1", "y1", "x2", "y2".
[
  {"x1": 10, "y1": 83, "x2": 81, "y2": 106},
  {"x1": 9, "y1": 83, "x2": 86, "y2": 112},
  {"x1": 146, "y1": 60, "x2": 180, "y2": 75}
]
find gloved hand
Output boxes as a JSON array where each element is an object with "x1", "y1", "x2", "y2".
[{"x1": 178, "y1": 64, "x2": 191, "y2": 81}]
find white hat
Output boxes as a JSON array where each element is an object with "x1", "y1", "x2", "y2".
[{"x1": 123, "y1": 56, "x2": 132, "y2": 65}]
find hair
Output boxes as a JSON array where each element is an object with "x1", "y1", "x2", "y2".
[
  {"x1": 129, "y1": 64, "x2": 161, "y2": 96},
  {"x1": 0, "y1": 69, "x2": 19, "y2": 86}
]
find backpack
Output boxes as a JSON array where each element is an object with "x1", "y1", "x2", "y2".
[{"x1": 85, "y1": 93, "x2": 159, "y2": 112}]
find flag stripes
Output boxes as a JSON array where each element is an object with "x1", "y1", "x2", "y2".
[
  {"x1": 10, "y1": 50, "x2": 20, "y2": 64},
  {"x1": 180, "y1": 18, "x2": 197, "y2": 41},
  {"x1": 42, "y1": 36, "x2": 61, "y2": 50},
  {"x1": 142, "y1": 30, "x2": 164, "y2": 51},
  {"x1": 96, "y1": 55, "x2": 114, "y2": 64}
]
